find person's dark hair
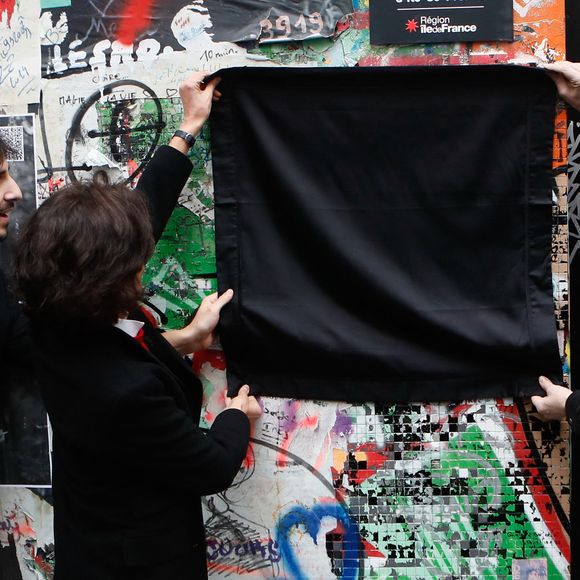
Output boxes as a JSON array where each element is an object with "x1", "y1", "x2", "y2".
[
  {"x1": 0, "y1": 133, "x2": 17, "y2": 164},
  {"x1": 15, "y1": 179, "x2": 154, "y2": 326}
]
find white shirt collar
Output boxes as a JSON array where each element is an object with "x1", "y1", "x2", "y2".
[{"x1": 114, "y1": 318, "x2": 145, "y2": 338}]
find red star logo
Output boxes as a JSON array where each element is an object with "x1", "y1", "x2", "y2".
[{"x1": 405, "y1": 19, "x2": 418, "y2": 32}]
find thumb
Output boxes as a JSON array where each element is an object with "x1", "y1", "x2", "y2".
[
  {"x1": 538, "y1": 376, "x2": 552, "y2": 393},
  {"x1": 203, "y1": 76, "x2": 221, "y2": 92},
  {"x1": 237, "y1": 384, "x2": 250, "y2": 400}
]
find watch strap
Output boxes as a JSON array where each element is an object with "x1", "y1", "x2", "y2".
[{"x1": 172, "y1": 129, "x2": 196, "y2": 148}]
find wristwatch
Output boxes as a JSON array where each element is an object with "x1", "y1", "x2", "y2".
[{"x1": 172, "y1": 129, "x2": 196, "y2": 148}]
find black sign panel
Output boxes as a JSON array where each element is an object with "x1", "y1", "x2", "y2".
[{"x1": 370, "y1": 0, "x2": 513, "y2": 45}]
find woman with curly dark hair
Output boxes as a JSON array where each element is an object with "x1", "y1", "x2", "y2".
[{"x1": 15, "y1": 72, "x2": 260, "y2": 580}]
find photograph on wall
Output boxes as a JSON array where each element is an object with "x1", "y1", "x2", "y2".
[{"x1": 0, "y1": 114, "x2": 51, "y2": 487}]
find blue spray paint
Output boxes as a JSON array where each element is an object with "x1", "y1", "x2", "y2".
[{"x1": 276, "y1": 503, "x2": 359, "y2": 580}]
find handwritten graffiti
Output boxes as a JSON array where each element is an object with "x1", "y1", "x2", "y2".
[
  {"x1": 64, "y1": 79, "x2": 164, "y2": 183},
  {"x1": 207, "y1": 537, "x2": 281, "y2": 564}
]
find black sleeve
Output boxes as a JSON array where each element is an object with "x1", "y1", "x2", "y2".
[
  {"x1": 135, "y1": 145, "x2": 193, "y2": 242},
  {"x1": 0, "y1": 272, "x2": 32, "y2": 365},
  {"x1": 566, "y1": 390, "x2": 580, "y2": 434},
  {"x1": 116, "y1": 375, "x2": 250, "y2": 495}
]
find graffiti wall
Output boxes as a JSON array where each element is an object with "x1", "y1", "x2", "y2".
[{"x1": 0, "y1": 0, "x2": 571, "y2": 578}]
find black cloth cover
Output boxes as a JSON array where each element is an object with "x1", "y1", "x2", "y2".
[{"x1": 210, "y1": 65, "x2": 562, "y2": 403}]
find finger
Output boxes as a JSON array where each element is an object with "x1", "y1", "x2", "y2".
[
  {"x1": 549, "y1": 73, "x2": 573, "y2": 99},
  {"x1": 213, "y1": 288, "x2": 234, "y2": 310},
  {"x1": 237, "y1": 384, "x2": 250, "y2": 399},
  {"x1": 547, "y1": 60, "x2": 580, "y2": 82},
  {"x1": 544, "y1": 60, "x2": 572, "y2": 74},
  {"x1": 538, "y1": 375, "x2": 553, "y2": 392},
  {"x1": 545, "y1": 70, "x2": 568, "y2": 90},
  {"x1": 202, "y1": 76, "x2": 221, "y2": 92},
  {"x1": 530, "y1": 395, "x2": 543, "y2": 410}
]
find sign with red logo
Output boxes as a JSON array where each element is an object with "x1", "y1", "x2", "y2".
[{"x1": 370, "y1": 0, "x2": 513, "y2": 45}]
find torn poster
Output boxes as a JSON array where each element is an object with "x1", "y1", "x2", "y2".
[
  {"x1": 40, "y1": 0, "x2": 352, "y2": 78},
  {"x1": 210, "y1": 65, "x2": 562, "y2": 403},
  {"x1": 0, "y1": 0, "x2": 41, "y2": 107}
]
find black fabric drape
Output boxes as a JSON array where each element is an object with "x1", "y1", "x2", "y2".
[{"x1": 210, "y1": 65, "x2": 562, "y2": 402}]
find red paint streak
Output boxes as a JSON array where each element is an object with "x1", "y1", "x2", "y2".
[
  {"x1": 358, "y1": 55, "x2": 447, "y2": 67},
  {"x1": 350, "y1": 11, "x2": 369, "y2": 30},
  {"x1": 362, "y1": 538, "x2": 385, "y2": 558},
  {"x1": 16, "y1": 520, "x2": 35, "y2": 538},
  {"x1": 0, "y1": 0, "x2": 16, "y2": 24},
  {"x1": 276, "y1": 435, "x2": 293, "y2": 467},
  {"x1": 117, "y1": 0, "x2": 155, "y2": 46},
  {"x1": 314, "y1": 433, "x2": 330, "y2": 472},
  {"x1": 33, "y1": 553, "x2": 54, "y2": 576},
  {"x1": 276, "y1": 413, "x2": 319, "y2": 467},
  {"x1": 207, "y1": 561, "x2": 264, "y2": 576},
  {"x1": 350, "y1": 447, "x2": 392, "y2": 485},
  {"x1": 48, "y1": 176, "x2": 64, "y2": 194},
  {"x1": 447, "y1": 53, "x2": 510, "y2": 65},
  {"x1": 450, "y1": 402, "x2": 473, "y2": 417},
  {"x1": 331, "y1": 442, "x2": 394, "y2": 486},
  {"x1": 301, "y1": 415, "x2": 319, "y2": 429},
  {"x1": 358, "y1": 52, "x2": 509, "y2": 68},
  {"x1": 243, "y1": 442, "x2": 255, "y2": 469},
  {"x1": 498, "y1": 402, "x2": 570, "y2": 562},
  {"x1": 127, "y1": 158, "x2": 139, "y2": 177},
  {"x1": 192, "y1": 349, "x2": 226, "y2": 374},
  {"x1": 335, "y1": 18, "x2": 351, "y2": 35}
]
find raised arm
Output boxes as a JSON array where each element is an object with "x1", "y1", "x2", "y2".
[{"x1": 136, "y1": 72, "x2": 221, "y2": 241}]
